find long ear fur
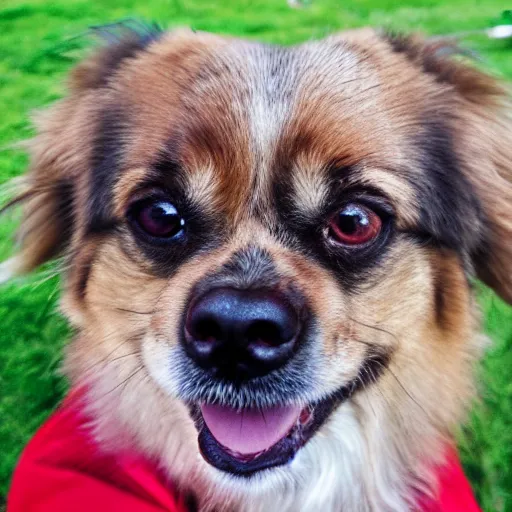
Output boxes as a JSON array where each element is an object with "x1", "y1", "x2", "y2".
[
  {"x1": 0, "y1": 105, "x2": 77, "y2": 278},
  {"x1": 0, "y1": 22, "x2": 163, "y2": 282},
  {"x1": 466, "y1": 95, "x2": 512, "y2": 304},
  {"x1": 384, "y1": 33, "x2": 512, "y2": 304}
]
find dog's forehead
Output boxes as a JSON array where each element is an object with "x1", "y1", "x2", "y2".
[
  {"x1": 102, "y1": 32, "x2": 424, "y2": 227},
  {"x1": 172, "y1": 38, "x2": 389, "y2": 219}
]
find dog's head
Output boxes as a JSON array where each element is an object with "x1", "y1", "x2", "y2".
[{"x1": 3, "y1": 26, "x2": 512, "y2": 509}]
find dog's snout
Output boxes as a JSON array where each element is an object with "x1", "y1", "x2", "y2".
[{"x1": 184, "y1": 288, "x2": 301, "y2": 379}]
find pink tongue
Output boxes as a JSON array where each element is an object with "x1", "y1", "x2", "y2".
[{"x1": 200, "y1": 404, "x2": 301, "y2": 455}]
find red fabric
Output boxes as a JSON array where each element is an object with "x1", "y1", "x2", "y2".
[
  {"x1": 8, "y1": 391, "x2": 480, "y2": 512},
  {"x1": 8, "y1": 392, "x2": 188, "y2": 512},
  {"x1": 417, "y1": 447, "x2": 481, "y2": 512}
]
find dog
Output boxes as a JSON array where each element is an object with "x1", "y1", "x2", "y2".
[{"x1": 3, "y1": 24, "x2": 512, "y2": 511}]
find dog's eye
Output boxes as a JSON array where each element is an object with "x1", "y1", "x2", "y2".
[
  {"x1": 131, "y1": 199, "x2": 185, "y2": 239},
  {"x1": 328, "y1": 203, "x2": 382, "y2": 246}
]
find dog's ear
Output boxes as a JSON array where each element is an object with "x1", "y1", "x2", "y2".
[
  {"x1": 385, "y1": 33, "x2": 512, "y2": 304},
  {"x1": 0, "y1": 23, "x2": 163, "y2": 280},
  {"x1": 468, "y1": 103, "x2": 512, "y2": 305},
  {"x1": 0, "y1": 104, "x2": 77, "y2": 278},
  {"x1": 69, "y1": 20, "x2": 163, "y2": 91}
]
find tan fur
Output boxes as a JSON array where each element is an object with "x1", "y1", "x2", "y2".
[
  {"x1": 3, "y1": 27, "x2": 512, "y2": 511},
  {"x1": 456, "y1": 93, "x2": 512, "y2": 303}
]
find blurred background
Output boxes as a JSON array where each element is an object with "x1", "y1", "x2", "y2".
[{"x1": 0, "y1": 1, "x2": 511, "y2": 510}]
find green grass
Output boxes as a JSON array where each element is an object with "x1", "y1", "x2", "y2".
[{"x1": 0, "y1": 0, "x2": 511, "y2": 509}]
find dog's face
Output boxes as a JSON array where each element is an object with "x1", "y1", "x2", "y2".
[{"x1": 4, "y1": 26, "x2": 512, "y2": 509}]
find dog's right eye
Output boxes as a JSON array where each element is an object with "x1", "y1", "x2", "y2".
[{"x1": 129, "y1": 199, "x2": 185, "y2": 239}]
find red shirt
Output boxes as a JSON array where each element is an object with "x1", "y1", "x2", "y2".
[{"x1": 8, "y1": 391, "x2": 480, "y2": 512}]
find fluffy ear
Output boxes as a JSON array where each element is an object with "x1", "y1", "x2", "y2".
[
  {"x1": 0, "y1": 105, "x2": 76, "y2": 278},
  {"x1": 69, "y1": 20, "x2": 162, "y2": 90},
  {"x1": 468, "y1": 100, "x2": 512, "y2": 304},
  {"x1": 384, "y1": 33, "x2": 512, "y2": 304},
  {"x1": 0, "y1": 22, "x2": 163, "y2": 280}
]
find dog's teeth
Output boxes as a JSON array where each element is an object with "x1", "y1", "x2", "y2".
[{"x1": 299, "y1": 407, "x2": 313, "y2": 426}]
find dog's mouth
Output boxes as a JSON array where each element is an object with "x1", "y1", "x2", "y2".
[
  {"x1": 191, "y1": 352, "x2": 389, "y2": 477},
  {"x1": 197, "y1": 401, "x2": 314, "y2": 476}
]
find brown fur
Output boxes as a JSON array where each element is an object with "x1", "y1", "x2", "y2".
[{"x1": 3, "y1": 27, "x2": 512, "y2": 511}]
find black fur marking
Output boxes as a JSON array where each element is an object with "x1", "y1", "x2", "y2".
[
  {"x1": 432, "y1": 268, "x2": 446, "y2": 328},
  {"x1": 182, "y1": 492, "x2": 199, "y2": 512},
  {"x1": 87, "y1": 104, "x2": 127, "y2": 235},
  {"x1": 21, "y1": 179, "x2": 76, "y2": 265},
  {"x1": 383, "y1": 32, "x2": 414, "y2": 55},
  {"x1": 192, "y1": 246, "x2": 281, "y2": 297},
  {"x1": 381, "y1": 31, "x2": 475, "y2": 86},
  {"x1": 409, "y1": 120, "x2": 482, "y2": 263},
  {"x1": 75, "y1": 249, "x2": 96, "y2": 300},
  {"x1": 121, "y1": 150, "x2": 224, "y2": 277},
  {"x1": 85, "y1": 24, "x2": 164, "y2": 235},
  {"x1": 88, "y1": 118, "x2": 222, "y2": 275},
  {"x1": 272, "y1": 164, "x2": 395, "y2": 291},
  {"x1": 50, "y1": 179, "x2": 76, "y2": 258},
  {"x1": 88, "y1": 20, "x2": 163, "y2": 88}
]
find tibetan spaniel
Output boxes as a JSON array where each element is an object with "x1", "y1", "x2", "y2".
[{"x1": 3, "y1": 25, "x2": 512, "y2": 512}]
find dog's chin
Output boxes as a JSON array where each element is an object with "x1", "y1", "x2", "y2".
[{"x1": 188, "y1": 357, "x2": 387, "y2": 478}]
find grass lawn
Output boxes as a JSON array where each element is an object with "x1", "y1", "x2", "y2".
[{"x1": 0, "y1": 0, "x2": 511, "y2": 509}]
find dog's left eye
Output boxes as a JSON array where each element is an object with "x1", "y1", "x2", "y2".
[
  {"x1": 328, "y1": 203, "x2": 382, "y2": 246},
  {"x1": 130, "y1": 199, "x2": 185, "y2": 239}
]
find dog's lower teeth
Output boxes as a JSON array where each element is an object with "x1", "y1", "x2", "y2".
[
  {"x1": 299, "y1": 408, "x2": 313, "y2": 425},
  {"x1": 225, "y1": 447, "x2": 267, "y2": 462}
]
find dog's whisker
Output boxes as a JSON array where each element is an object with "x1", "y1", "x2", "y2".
[
  {"x1": 82, "y1": 282, "x2": 168, "y2": 317},
  {"x1": 96, "y1": 351, "x2": 142, "y2": 370},
  {"x1": 385, "y1": 366, "x2": 430, "y2": 418},
  {"x1": 352, "y1": 354, "x2": 413, "y2": 427},
  {"x1": 357, "y1": 369, "x2": 378, "y2": 420},
  {"x1": 97, "y1": 365, "x2": 145, "y2": 402},
  {"x1": 84, "y1": 300, "x2": 161, "y2": 316},
  {"x1": 81, "y1": 332, "x2": 145, "y2": 375},
  {"x1": 96, "y1": 328, "x2": 144, "y2": 346},
  {"x1": 82, "y1": 350, "x2": 144, "y2": 379},
  {"x1": 368, "y1": 358, "x2": 430, "y2": 419},
  {"x1": 129, "y1": 372, "x2": 151, "y2": 399},
  {"x1": 347, "y1": 316, "x2": 400, "y2": 345},
  {"x1": 348, "y1": 336, "x2": 377, "y2": 349},
  {"x1": 114, "y1": 307, "x2": 157, "y2": 315},
  {"x1": 119, "y1": 366, "x2": 150, "y2": 401}
]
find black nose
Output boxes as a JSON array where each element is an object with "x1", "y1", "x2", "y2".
[{"x1": 184, "y1": 288, "x2": 301, "y2": 379}]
